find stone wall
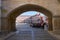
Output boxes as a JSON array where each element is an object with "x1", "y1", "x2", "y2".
[
  {"x1": 53, "y1": 16, "x2": 60, "y2": 34},
  {"x1": 0, "y1": 0, "x2": 1, "y2": 32},
  {"x1": 2, "y1": 0, "x2": 60, "y2": 16},
  {"x1": 0, "y1": 17, "x2": 1, "y2": 32},
  {"x1": 1, "y1": 17, "x2": 16, "y2": 34},
  {"x1": 1, "y1": 17, "x2": 9, "y2": 33},
  {"x1": 1, "y1": 0, "x2": 60, "y2": 35}
]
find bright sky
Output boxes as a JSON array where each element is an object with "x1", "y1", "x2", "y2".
[{"x1": 20, "y1": 11, "x2": 45, "y2": 16}]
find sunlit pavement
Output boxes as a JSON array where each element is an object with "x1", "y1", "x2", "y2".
[{"x1": 5, "y1": 23, "x2": 59, "y2": 40}]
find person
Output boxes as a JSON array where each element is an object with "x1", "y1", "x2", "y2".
[
  {"x1": 44, "y1": 18, "x2": 49, "y2": 30},
  {"x1": 40, "y1": 16, "x2": 44, "y2": 29}
]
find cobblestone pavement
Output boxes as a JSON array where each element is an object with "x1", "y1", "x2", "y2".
[{"x1": 6, "y1": 23, "x2": 58, "y2": 40}]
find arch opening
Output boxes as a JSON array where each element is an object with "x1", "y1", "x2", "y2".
[
  {"x1": 16, "y1": 11, "x2": 49, "y2": 30},
  {"x1": 7, "y1": 4, "x2": 53, "y2": 32}
]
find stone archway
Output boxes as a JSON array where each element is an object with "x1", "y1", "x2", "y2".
[{"x1": 7, "y1": 4, "x2": 53, "y2": 32}]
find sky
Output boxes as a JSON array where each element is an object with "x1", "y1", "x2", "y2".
[{"x1": 20, "y1": 11, "x2": 45, "y2": 16}]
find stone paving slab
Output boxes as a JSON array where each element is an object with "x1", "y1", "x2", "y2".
[{"x1": 5, "y1": 28, "x2": 58, "y2": 40}]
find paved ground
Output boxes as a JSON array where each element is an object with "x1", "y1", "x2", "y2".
[{"x1": 5, "y1": 23, "x2": 59, "y2": 40}]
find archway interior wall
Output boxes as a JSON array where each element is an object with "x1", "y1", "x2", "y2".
[{"x1": 8, "y1": 4, "x2": 52, "y2": 18}]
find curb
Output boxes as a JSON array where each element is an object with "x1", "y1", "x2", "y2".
[
  {"x1": 48, "y1": 31, "x2": 60, "y2": 40},
  {"x1": 4, "y1": 32, "x2": 16, "y2": 40}
]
